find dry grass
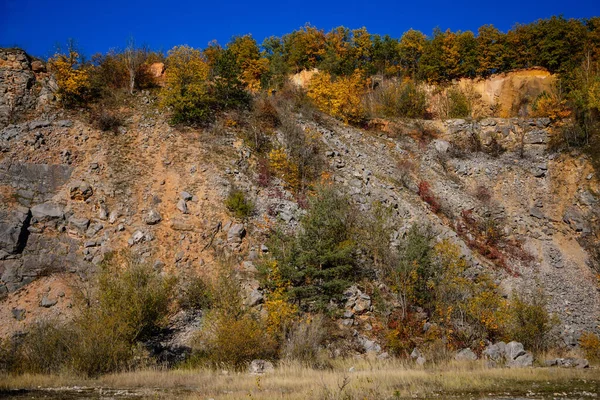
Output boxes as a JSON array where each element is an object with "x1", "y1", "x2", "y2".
[{"x1": 1, "y1": 359, "x2": 598, "y2": 399}]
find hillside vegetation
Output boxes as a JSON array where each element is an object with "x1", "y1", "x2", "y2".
[{"x1": 0, "y1": 15, "x2": 600, "y2": 393}]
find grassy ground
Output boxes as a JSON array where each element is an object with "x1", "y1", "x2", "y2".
[{"x1": 1, "y1": 359, "x2": 599, "y2": 399}]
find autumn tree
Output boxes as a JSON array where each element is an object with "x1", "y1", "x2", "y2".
[
  {"x1": 48, "y1": 41, "x2": 91, "y2": 107},
  {"x1": 398, "y1": 29, "x2": 426, "y2": 78},
  {"x1": 227, "y1": 35, "x2": 269, "y2": 91},
  {"x1": 282, "y1": 24, "x2": 327, "y2": 72},
  {"x1": 306, "y1": 70, "x2": 369, "y2": 124},
  {"x1": 160, "y1": 45, "x2": 211, "y2": 124},
  {"x1": 477, "y1": 25, "x2": 505, "y2": 76}
]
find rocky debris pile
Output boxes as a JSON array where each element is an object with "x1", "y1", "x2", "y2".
[
  {"x1": 0, "y1": 49, "x2": 56, "y2": 130},
  {"x1": 544, "y1": 357, "x2": 590, "y2": 368},
  {"x1": 0, "y1": 49, "x2": 37, "y2": 128},
  {"x1": 341, "y1": 285, "x2": 372, "y2": 327},
  {"x1": 444, "y1": 118, "x2": 551, "y2": 157},
  {"x1": 483, "y1": 341, "x2": 534, "y2": 367}
]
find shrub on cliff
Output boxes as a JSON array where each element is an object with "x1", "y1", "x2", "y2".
[
  {"x1": 48, "y1": 45, "x2": 91, "y2": 107},
  {"x1": 191, "y1": 269, "x2": 277, "y2": 369},
  {"x1": 271, "y1": 186, "x2": 361, "y2": 310},
  {"x1": 365, "y1": 79, "x2": 428, "y2": 119},
  {"x1": 1, "y1": 252, "x2": 176, "y2": 377},
  {"x1": 507, "y1": 289, "x2": 558, "y2": 353},
  {"x1": 160, "y1": 45, "x2": 214, "y2": 124}
]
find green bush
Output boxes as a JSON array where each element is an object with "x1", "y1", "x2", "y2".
[
  {"x1": 447, "y1": 87, "x2": 471, "y2": 118},
  {"x1": 272, "y1": 186, "x2": 360, "y2": 310},
  {"x1": 508, "y1": 289, "x2": 558, "y2": 353},
  {"x1": 224, "y1": 188, "x2": 254, "y2": 219},
  {"x1": 0, "y1": 252, "x2": 176, "y2": 377},
  {"x1": 192, "y1": 269, "x2": 276, "y2": 369},
  {"x1": 366, "y1": 79, "x2": 428, "y2": 118},
  {"x1": 178, "y1": 274, "x2": 213, "y2": 310}
]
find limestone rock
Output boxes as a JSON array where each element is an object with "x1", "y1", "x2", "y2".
[
  {"x1": 69, "y1": 181, "x2": 93, "y2": 201},
  {"x1": 249, "y1": 359, "x2": 274, "y2": 375},
  {"x1": 31, "y1": 202, "x2": 64, "y2": 221},
  {"x1": 177, "y1": 199, "x2": 188, "y2": 214},
  {"x1": 455, "y1": 348, "x2": 478, "y2": 361},
  {"x1": 145, "y1": 209, "x2": 162, "y2": 225},
  {"x1": 40, "y1": 293, "x2": 57, "y2": 308},
  {"x1": 227, "y1": 223, "x2": 246, "y2": 244}
]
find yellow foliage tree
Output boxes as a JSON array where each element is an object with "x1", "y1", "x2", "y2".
[
  {"x1": 227, "y1": 35, "x2": 269, "y2": 91},
  {"x1": 306, "y1": 70, "x2": 369, "y2": 124},
  {"x1": 160, "y1": 45, "x2": 211, "y2": 123},
  {"x1": 589, "y1": 79, "x2": 600, "y2": 111},
  {"x1": 531, "y1": 90, "x2": 572, "y2": 121},
  {"x1": 48, "y1": 50, "x2": 91, "y2": 106},
  {"x1": 433, "y1": 240, "x2": 508, "y2": 345},
  {"x1": 268, "y1": 148, "x2": 300, "y2": 191},
  {"x1": 263, "y1": 260, "x2": 298, "y2": 339},
  {"x1": 241, "y1": 58, "x2": 269, "y2": 92}
]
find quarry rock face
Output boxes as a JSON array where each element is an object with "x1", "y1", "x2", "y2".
[
  {"x1": 0, "y1": 48, "x2": 55, "y2": 130},
  {"x1": 0, "y1": 49, "x2": 36, "y2": 129},
  {"x1": 0, "y1": 49, "x2": 598, "y2": 358}
]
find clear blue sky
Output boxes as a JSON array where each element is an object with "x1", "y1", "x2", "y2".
[{"x1": 1, "y1": 0, "x2": 599, "y2": 59}]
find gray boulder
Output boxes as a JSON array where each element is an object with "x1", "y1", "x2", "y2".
[
  {"x1": 69, "y1": 181, "x2": 93, "y2": 201},
  {"x1": 545, "y1": 358, "x2": 590, "y2": 368},
  {"x1": 68, "y1": 216, "x2": 90, "y2": 233},
  {"x1": 433, "y1": 140, "x2": 450, "y2": 154},
  {"x1": 482, "y1": 341, "x2": 506, "y2": 363},
  {"x1": 177, "y1": 199, "x2": 188, "y2": 214},
  {"x1": 31, "y1": 202, "x2": 64, "y2": 221},
  {"x1": 128, "y1": 230, "x2": 152, "y2": 246},
  {"x1": 11, "y1": 308, "x2": 26, "y2": 321},
  {"x1": 227, "y1": 223, "x2": 246, "y2": 244},
  {"x1": 508, "y1": 352, "x2": 533, "y2": 368},
  {"x1": 249, "y1": 359, "x2": 274, "y2": 374},
  {"x1": 0, "y1": 208, "x2": 31, "y2": 254},
  {"x1": 455, "y1": 348, "x2": 478, "y2": 361},
  {"x1": 40, "y1": 294, "x2": 57, "y2": 308},
  {"x1": 145, "y1": 209, "x2": 162, "y2": 225},
  {"x1": 505, "y1": 341, "x2": 526, "y2": 360},
  {"x1": 410, "y1": 348, "x2": 422, "y2": 360},
  {"x1": 246, "y1": 289, "x2": 264, "y2": 307}
]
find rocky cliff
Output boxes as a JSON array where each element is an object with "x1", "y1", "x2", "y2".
[{"x1": 1, "y1": 48, "x2": 598, "y2": 353}]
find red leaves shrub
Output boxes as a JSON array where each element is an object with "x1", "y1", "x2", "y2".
[
  {"x1": 418, "y1": 181, "x2": 440, "y2": 213},
  {"x1": 257, "y1": 157, "x2": 272, "y2": 187}
]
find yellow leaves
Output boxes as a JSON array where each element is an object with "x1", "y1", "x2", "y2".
[
  {"x1": 589, "y1": 79, "x2": 600, "y2": 111},
  {"x1": 531, "y1": 90, "x2": 572, "y2": 121},
  {"x1": 306, "y1": 70, "x2": 369, "y2": 124},
  {"x1": 241, "y1": 58, "x2": 269, "y2": 92},
  {"x1": 163, "y1": 45, "x2": 209, "y2": 93},
  {"x1": 263, "y1": 260, "x2": 298, "y2": 338},
  {"x1": 433, "y1": 239, "x2": 508, "y2": 342},
  {"x1": 268, "y1": 148, "x2": 300, "y2": 191},
  {"x1": 159, "y1": 45, "x2": 211, "y2": 122},
  {"x1": 579, "y1": 331, "x2": 600, "y2": 361},
  {"x1": 48, "y1": 50, "x2": 90, "y2": 106}
]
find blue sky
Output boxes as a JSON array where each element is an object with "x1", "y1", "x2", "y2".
[{"x1": 1, "y1": 0, "x2": 599, "y2": 58}]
